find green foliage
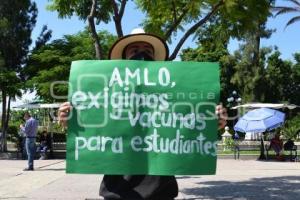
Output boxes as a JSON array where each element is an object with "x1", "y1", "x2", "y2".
[
  {"x1": 51, "y1": 122, "x2": 66, "y2": 134},
  {"x1": 10, "y1": 110, "x2": 26, "y2": 123},
  {"x1": 224, "y1": 138, "x2": 235, "y2": 150},
  {"x1": 0, "y1": 0, "x2": 37, "y2": 71},
  {"x1": 47, "y1": 0, "x2": 113, "y2": 24},
  {"x1": 0, "y1": 0, "x2": 36, "y2": 98},
  {"x1": 264, "y1": 50, "x2": 294, "y2": 103},
  {"x1": 282, "y1": 114, "x2": 300, "y2": 140},
  {"x1": 180, "y1": 15, "x2": 235, "y2": 103},
  {"x1": 6, "y1": 123, "x2": 20, "y2": 144},
  {"x1": 290, "y1": 53, "x2": 300, "y2": 105},
  {"x1": 181, "y1": 19, "x2": 300, "y2": 107},
  {"x1": 179, "y1": 15, "x2": 238, "y2": 104},
  {"x1": 47, "y1": 0, "x2": 116, "y2": 59},
  {"x1": 136, "y1": 0, "x2": 205, "y2": 40},
  {"x1": 33, "y1": 25, "x2": 52, "y2": 51},
  {"x1": 137, "y1": 0, "x2": 270, "y2": 40},
  {"x1": 48, "y1": 0, "x2": 271, "y2": 59},
  {"x1": 24, "y1": 30, "x2": 116, "y2": 102},
  {"x1": 179, "y1": 9, "x2": 276, "y2": 104},
  {"x1": 0, "y1": 71, "x2": 23, "y2": 97},
  {"x1": 230, "y1": 22, "x2": 274, "y2": 102},
  {"x1": 0, "y1": 1, "x2": 38, "y2": 152}
]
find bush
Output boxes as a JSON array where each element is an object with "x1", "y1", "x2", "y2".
[
  {"x1": 6, "y1": 123, "x2": 23, "y2": 150},
  {"x1": 7, "y1": 124, "x2": 19, "y2": 142},
  {"x1": 224, "y1": 138, "x2": 235, "y2": 150},
  {"x1": 282, "y1": 114, "x2": 300, "y2": 140}
]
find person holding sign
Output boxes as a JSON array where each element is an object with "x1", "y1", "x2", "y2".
[{"x1": 59, "y1": 28, "x2": 227, "y2": 200}]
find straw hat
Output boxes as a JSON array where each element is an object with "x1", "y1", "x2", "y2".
[{"x1": 109, "y1": 28, "x2": 169, "y2": 61}]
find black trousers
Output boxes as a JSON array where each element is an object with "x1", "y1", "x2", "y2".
[{"x1": 100, "y1": 175, "x2": 178, "y2": 200}]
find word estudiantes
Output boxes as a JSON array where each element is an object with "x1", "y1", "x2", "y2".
[{"x1": 75, "y1": 129, "x2": 217, "y2": 160}]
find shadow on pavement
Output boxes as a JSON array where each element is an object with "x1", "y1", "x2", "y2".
[
  {"x1": 176, "y1": 176, "x2": 202, "y2": 179},
  {"x1": 181, "y1": 176, "x2": 300, "y2": 200}
]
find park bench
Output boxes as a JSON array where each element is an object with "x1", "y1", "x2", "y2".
[
  {"x1": 233, "y1": 141, "x2": 268, "y2": 160},
  {"x1": 17, "y1": 141, "x2": 66, "y2": 159},
  {"x1": 266, "y1": 144, "x2": 298, "y2": 161}
]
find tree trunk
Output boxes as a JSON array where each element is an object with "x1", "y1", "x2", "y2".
[
  {"x1": 2, "y1": 95, "x2": 11, "y2": 152},
  {"x1": 113, "y1": 16, "x2": 124, "y2": 38},
  {"x1": 111, "y1": 0, "x2": 127, "y2": 38},
  {"x1": 253, "y1": 23, "x2": 261, "y2": 68},
  {"x1": 252, "y1": 22, "x2": 261, "y2": 102},
  {"x1": 88, "y1": 0, "x2": 103, "y2": 59},
  {"x1": 1, "y1": 92, "x2": 7, "y2": 152}
]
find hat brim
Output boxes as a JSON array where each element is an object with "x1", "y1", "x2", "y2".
[{"x1": 109, "y1": 33, "x2": 169, "y2": 61}]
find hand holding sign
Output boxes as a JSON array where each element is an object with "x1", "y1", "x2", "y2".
[{"x1": 58, "y1": 102, "x2": 72, "y2": 128}]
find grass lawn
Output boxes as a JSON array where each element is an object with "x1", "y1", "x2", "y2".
[{"x1": 218, "y1": 150, "x2": 261, "y2": 155}]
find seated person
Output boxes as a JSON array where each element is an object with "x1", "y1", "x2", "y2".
[
  {"x1": 37, "y1": 131, "x2": 51, "y2": 160},
  {"x1": 18, "y1": 129, "x2": 27, "y2": 159},
  {"x1": 269, "y1": 134, "x2": 283, "y2": 159},
  {"x1": 284, "y1": 139, "x2": 297, "y2": 161},
  {"x1": 284, "y1": 139, "x2": 295, "y2": 150}
]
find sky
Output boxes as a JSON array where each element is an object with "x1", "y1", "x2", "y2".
[{"x1": 6, "y1": 0, "x2": 300, "y2": 106}]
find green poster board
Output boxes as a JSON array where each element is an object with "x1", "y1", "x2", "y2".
[{"x1": 66, "y1": 60, "x2": 220, "y2": 175}]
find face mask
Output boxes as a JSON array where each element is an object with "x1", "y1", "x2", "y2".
[{"x1": 129, "y1": 51, "x2": 154, "y2": 61}]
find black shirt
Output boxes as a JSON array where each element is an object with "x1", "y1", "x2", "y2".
[
  {"x1": 100, "y1": 175, "x2": 178, "y2": 200},
  {"x1": 39, "y1": 134, "x2": 51, "y2": 148}
]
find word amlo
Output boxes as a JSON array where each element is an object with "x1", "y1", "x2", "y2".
[{"x1": 109, "y1": 67, "x2": 174, "y2": 87}]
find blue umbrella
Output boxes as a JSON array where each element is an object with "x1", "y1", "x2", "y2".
[{"x1": 234, "y1": 108, "x2": 285, "y2": 133}]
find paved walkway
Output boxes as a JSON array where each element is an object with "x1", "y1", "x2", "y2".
[{"x1": 0, "y1": 159, "x2": 299, "y2": 200}]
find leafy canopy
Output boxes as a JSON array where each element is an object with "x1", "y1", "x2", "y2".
[{"x1": 24, "y1": 30, "x2": 116, "y2": 102}]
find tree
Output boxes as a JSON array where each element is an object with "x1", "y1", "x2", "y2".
[
  {"x1": 289, "y1": 53, "x2": 300, "y2": 105},
  {"x1": 264, "y1": 50, "x2": 294, "y2": 103},
  {"x1": 179, "y1": 10, "x2": 274, "y2": 104},
  {"x1": 33, "y1": 25, "x2": 53, "y2": 51},
  {"x1": 24, "y1": 30, "x2": 116, "y2": 102},
  {"x1": 47, "y1": 0, "x2": 117, "y2": 59},
  {"x1": 273, "y1": 0, "x2": 300, "y2": 28},
  {"x1": 282, "y1": 113, "x2": 300, "y2": 140},
  {"x1": 180, "y1": 15, "x2": 236, "y2": 104},
  {"x1": 230, "y1": 22, "x2": 273, "y2": 103},
  {"x1": 138, "y1": 0, "x2": 271, "y2": 60},
  {"x1": 48, "y1": 0, "x2": 271, "y2": 60},
  {"x1": 0, "y1": 0, "x2": 37, "y2": 152}
]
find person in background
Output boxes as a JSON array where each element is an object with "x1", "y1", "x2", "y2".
[
  {"x1": 37, "y1": 130, "x2": 51, "y2": 160},
  {"x1": 284, "y1": 138, "x2": 297, "y2": 161},
  {"x1": 233, "y1": 132, "x2": 240, "y2": 160},
  {"x1": 18, "y1": 128, "x2": 27, "y2": 160},
  {"x1": 58, "y1": 28, "x2": 227, "y2": 200},
  {"x1": 20, "y1": 112, "x2": 38, "y2": 171},
  {"x1": 269, "y1": 133, "x2": 284, "y2": 160}
]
